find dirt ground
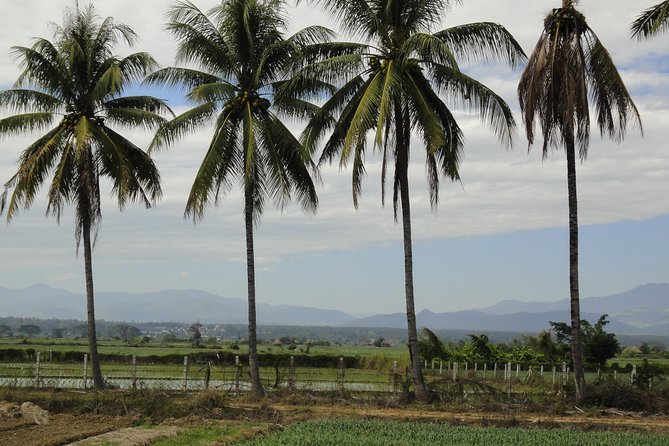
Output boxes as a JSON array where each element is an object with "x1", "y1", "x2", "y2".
[{"x1": 1, "y1": 399, "x2": 668, "y2": 445}]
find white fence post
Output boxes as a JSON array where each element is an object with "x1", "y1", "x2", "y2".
[
  {"x1": 132, "y1": 355, "x2": 138, "y2": 389},
  {"x1": 235, "y1": 355, "x2": 241, "y2": 392},
  {"x1": 83, "y1": 354, "x2": 89, "y2": 390},
  {"x1": 34, "y1": 351, "x2": 41, "y2": 388},
  {"x1": 182, "y1": 356, "x2": 189, "y2": 391}
]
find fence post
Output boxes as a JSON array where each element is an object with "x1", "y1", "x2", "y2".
[
  {"x1": 452, "y1": 362, "x2": 457, "y2": 381},
  {"x1": 34, "y1": 351, "x2": 41, "y2": 388},
  {"x1": 613, "y1": 369, "x2": 617, "y2": 381},
  {"x1": 431, "y1": 359, "x2": 435, "y2": 371},
  {"x1": 83, "y1": 354, "x2": 88, "y2": 390},
  {"x1": 561, "y1": 363, "x2": 567, "y2": 392},
  {"x1": 540, "y1": 365, "x2": 544, "y2": 378},
  {"x1": 132, "y1": 355, "x2": 137, "y2": 390},
  {"x1": 235, "y1": 355, "x2": 240, "y2": 392},
  {"x1": 493, "y1": 362, "x2": 497, "y2": 380},
  {"x1": 338, "y1": 357, "x2": 345, "y2": 391},
  {"x1": 439, "y1": 361, "x2": 443, "y2": 376},
  {"x1": 289, "y1": 356, "x2": 295, "y2": 389},
  {"x1": 465, "y1": 363, "x2": 469, "y2": 375},
  {"x1": 182, "y1": 356, "x2": 189, "y2": 391},
  {"x1": 631, "y1": 365, "x2": 637, "y2": 385},
  {"x1": 515, "y1": 363, "x2": 520, "y2": 378},
  {"x1": 483, "y1": 363, "x2": 487, "y2": 380}
]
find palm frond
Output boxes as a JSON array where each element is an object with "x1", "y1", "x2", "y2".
[
  {"x1": 0, "y1": 90, "x2": 62, "y2": 114},
  {"x1": 149, "y1": 102, "x2": 218, "y2": 151},
  {"x1": 631, "y1": 1, "x2": 669, "y2": 39},
  {"x1": 0, "y1": 113, "x2": 56, "y2": 138},
  {"x1": 435, "y1": 22, "x2": 526, "y2": 68},
  {"x1": 143, "y1": 67, "x2": 219, "y2": 92}
]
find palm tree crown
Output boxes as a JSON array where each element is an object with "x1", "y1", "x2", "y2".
[
  {"x1": 147, "y1": 0, "x2": 322, "y2": 398},
  {"x1": 0, "y1": 4, "x2": 169, "y2": 389},
  {"x1": 292, "y1": 0, "x2": 525, "y2": 401},
  {"x1": 632, "y1": 1, "x2": 669, "y2": 39}
]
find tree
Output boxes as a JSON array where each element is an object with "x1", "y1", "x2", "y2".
[
  {"x1": 518, "y1": 0, "x2": 641, "y2": 401},
  {"x1": 112, "y1": 324, "x2": 141, "y2": 341},
  {"x1": 295, "y1": 0, "x2": 524, "y2": 401},
  {"x1": 188, "y1": 323, "x2": 203, "y2": 348},
  {"x1": 418, "y1": 328, "x2": 448, "y2": 362},
  {"x1": 18, "y1": 324, "x2": 41, "y2": 337},
  {"x1": 0, "y1": 5, "x2": 169, "y2": 389},
  {"x1": 0, "y1": 325, "x2": 12, "y2": 337},
  {"x1": 147, "y1": 0, "x2": 320, "y2": 399},
  {"x1": 582, "y1": 315, "x2": 620, "y2": 367},
  {"x1": 632, "y1": 1, "x2": 669, "y2": 39},
  {"x1": 550, "y1": 315, "x2": 620, "y2": 367}
]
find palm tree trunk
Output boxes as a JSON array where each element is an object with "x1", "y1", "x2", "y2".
[
  {"x1": 245, "y1": 184, "x2": 265, "y2": 398},
  {"x1": 82, "y1": 208, "x2": 104, "y2": 390},
  {"x1": 566, "y1": 134, "x2": 586, "y2": 401},
  {"x1": 396, "y1": 104, "x2": 428, "y2": 402}
]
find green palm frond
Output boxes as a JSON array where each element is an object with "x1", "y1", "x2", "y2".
[
  {"x1": 104, "y1": 108, "x2": 168, "y2": 130},
  {"x1": 118, "y1": 52, "x2": 160, "y2": 82},
  {"x1": 400, "y1": 33, "x2": 459, "y2": 69},
  {"x1": 435, "y1": 22, "x2": 526, "y2": 68},
  {"x1": 632, "y1": 1, "x2": 669, "y2": 39},
  {"x1": 0, "y1": 113, "x2": 56, "y2": 138},
  {"x1": 11, "y1": 42, "x2": 63, "y2": 95},
  {"x1": 150, "y1": 102, "x2": 218, "y2": 151},
  {"x1": 431, "y1": 64, "x2": 515, "y2": 148},
  {"x1": 185, "y1": 115, "x2": 240, "y2": 221},
  {"x1": 186, "y1": 82, "x2": 237, "y2": 105},
  {"x1": 103, "y1": 96, "x2": 173, "y2": 116},
  {"x1": 2, "y1": 127, "x2": 66, "y2": 220},
  {"x1": 143, "y1": 67, "x2": 219, "y2": 92},
  {"x1": 0, "y1": 90, "x2": 62, "y2": 113}
]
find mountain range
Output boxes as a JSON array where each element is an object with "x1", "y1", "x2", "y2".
[{"x1": 0, "y1": 283, "x2": 668, "y2": 334}]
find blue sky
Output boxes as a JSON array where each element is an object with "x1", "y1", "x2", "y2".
[{"x1": 1, "y1": 0, "x2": 668, "y2": 314}]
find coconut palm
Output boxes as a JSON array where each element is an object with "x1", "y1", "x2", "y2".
[
  {"x1": 518, "y1": 0, "x2": 641, "y2": 401},
  {"x1": 147, "y1": 0, "x2": 321, "y2": 398},
  {"x1": 632, "y1": 1, "x2": 669, "y2": 39},
  {"x1": 0, "y1": 5, "x2": 169, "y2": 389},
  {"x1": 290, "y1": 0, "x2": 525, "y2": 401}
]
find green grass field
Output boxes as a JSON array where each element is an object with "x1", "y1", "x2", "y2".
[{"x1": 232, "y1": 419, "x2": 669, "y2": 446}]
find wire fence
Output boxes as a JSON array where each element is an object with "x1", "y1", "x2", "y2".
[{"x1": 0, "y1": 352, "x2": 663, "y2": 393}]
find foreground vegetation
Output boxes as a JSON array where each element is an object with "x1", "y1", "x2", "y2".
[{"x1": 233, "y1": 419, "x2": 669, "y2": 446}]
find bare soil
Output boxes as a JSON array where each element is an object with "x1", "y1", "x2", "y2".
[{"x1": 1, "y1": 397, "x2": 668, "y2": 445}]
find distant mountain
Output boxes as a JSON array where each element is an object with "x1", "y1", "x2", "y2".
[
  {"x1": 479, "y1": 283, "x2": 669, "y2": 316},
  {"x1": 342, "y1": 309, "x2": 643, "y2": 334},
  {"x1": 1, "y1": 283, "x2": 668, "y2": 334},
  {"x1": 0, "y1": 285, "x2": 356, "y2": 326}
]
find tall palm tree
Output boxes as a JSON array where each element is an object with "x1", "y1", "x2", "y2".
[
  {"x1": 518, "y1": 0, "x2": 641, "y2": 401},
  {"x1": 0, "y1": 5, "x2": 168, "y2": 389},
  {"x1": 147, "y1": 0, "x2": 320, "y2": 398},
  {"x1": 632, "y1": 1, "x2": 669, "y2": 39},
  {"x1": 291, "y1": 0, "x2": 525, "y2": 401}
]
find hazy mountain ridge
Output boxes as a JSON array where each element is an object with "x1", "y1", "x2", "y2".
[{"x1": 0, "y1": 283, "x2": 667, "y2": 334}]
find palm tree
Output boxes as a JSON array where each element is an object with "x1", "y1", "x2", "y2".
[
  {"x1": 147, "y1": 0, "x2": 320, "y2": 398},
  {"x1": 292, "y1": 0, "x2": 525, "y2": 401},
  {"x1": 518, "y1": 0, "x2": 641, "y2": 401},
  {"x1": 632, "y1": 1, "x2": 669, "y2": 39},
  {"x1": 0, "y1": 5, "x2": 168, "y2": 390}
]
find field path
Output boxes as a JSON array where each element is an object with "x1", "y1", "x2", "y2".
[{"x1": 64, "y1": 425, "x2": 181, "y2": 445}]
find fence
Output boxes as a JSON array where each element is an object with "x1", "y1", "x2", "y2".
[{"x1": 0, "y1": 353, "x2": 662, "y2": 393}]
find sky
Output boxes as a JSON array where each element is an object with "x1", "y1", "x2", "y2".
[{"x1": 0, "y1": 0, "x2": 668, "y2": 315}]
